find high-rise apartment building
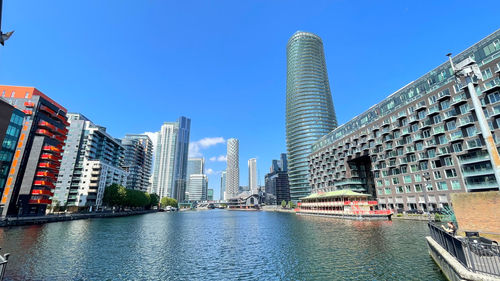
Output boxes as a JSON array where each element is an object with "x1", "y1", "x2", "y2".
[
  {"x1": 220, "y1": 170, "x2": 226, "y2": 200},
  {"x1": 309, "y1": 29, "x2": 500, "y2": 212},
  {"x1": 248, "y1": 158, "x2": 257, "y2": 194},
  {"x1": 0, "y1": 86, "x2": 69, "y2": 216},
  {"x1": 286, "y1": 31, "x2": 337, "y2": 201},
  {"x1": 226, "y1": 138, "x2": 239, "y2": 198},
  {"x1": 152, "y1": 117, "x2": 191, "y2": 201},
  {"x1": 0, "y1": 100, "x2": 23, "y2": 198},
  {"x1": 207, "y1": 188, "x2": 214, "y2": 201},
  {"x1": 54, "y1": 113, "x2": 127, "y2": 210},
  {"x1": 121, "y1": 134, "x2": 153, "y2": 192}
]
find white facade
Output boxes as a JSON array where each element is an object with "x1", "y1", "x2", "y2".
[
  {"x1": 186, "y1": 174, "x2": 208, "y2": 201},
  {"x1": 152, "y1": 122, "x2": 178, "y2": 198},
  {"x1": 80, "y1": 159, "x2": 128, "y2": 209},
  {"x1": 248, "y1": 158, "x2": 258, "y2": 194},
  {"x1": 226, "y1": 138, "x2": 239, "y2": 199},
  {"x1": 220, "y1": 170, "x2": 226, "y2": 200}
]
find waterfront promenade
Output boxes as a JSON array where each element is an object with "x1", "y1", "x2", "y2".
[
  {"x1": 0, "y1": 210, "x2": 446, "y2": 281},
  {"x1": 0, "y1": 210, "x2": 156, "y2": 227}
]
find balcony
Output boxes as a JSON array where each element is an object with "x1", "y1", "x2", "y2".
[
  {"x1": 451, "y1": 93, "x2": 468, "y2": 105},
  {"x1": 462, "y1": 169, "x2": 496, "y2": 177},
  {"x1": 428, "y1": 105, "x2": 440, "y2": 116},
  {"x1": 36, "y1": 129, "x2": 54, "y2": 138},
  {"x1": 458, "y1": 154, "x2": 490, "y2": 165},
  {"x1": 43, "y1": 145, "x2": 61, "y2": 153},
  {"x1": 33, "y1": 180, "x2": 55, "y2": 188},
  {"x1": 432, "y1": 125, "x2": 445, "y2": 135},
  {"x1": 35, "y1": 171, "x2": 56, "y2": 179},
  {"x1": 24, "y1": 101, "x2": 35, "y2": 107},
  {"x1": 40, "y1": 105, "x2": 57, "y2": 117},
  {"x1": 28, "y1": 199, "x2": 52, "y2": 205},
  {"x1": 38, "y1": 162, "x2": 58, "y2": 170},
  {"x1": 31, "y1": 189, "x2": 54, "y2": 196},
  {"x1": 466, "y1": 181, "x2": 499, "y2": 190},
  {"x1": 443, "y1": 109, "x2": 458, "y2": 120},
  {"x1": 38, "y1": 121, "x2": 56, "y2": 131},
  {"x1": 23, "y1": 110, "x2": 33, "y2": 115},
  {"x1": 458, "y1": 116, "x2": 475, "y2": 127},
  {"x1": 437, "y1": 89, "x2": 451, "y2": 101}
]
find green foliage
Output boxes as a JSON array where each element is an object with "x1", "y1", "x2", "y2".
[
  {"x1": 396, "y1": 213, "x2": 403, "y2": 217},
  {"x1": 103, "y1": 184, "x2": 156, "y2": 209},
  {"x1": 160, "y1": 197, "x2": 178, "y2": 208},
  {"x1": 434, "y1": 213, "x2": 445, "y2": 222},
  {"x1": 287, "y1": 201, "x2": 295, "y2": 209},
  {"x1": 149, "y1": 193, "x2": 160, "y2": 207},
  {"x1": 281, "y1": 200, "x2": 287, "y2": 208}
]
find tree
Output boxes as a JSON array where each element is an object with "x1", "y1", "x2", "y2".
[
  {"x1": 288, "y1": 201, "x2": 295, "y2": 209},
  {"x1": 149, "y1": 193, "x2": 160, "y2": 208},
  {"x1": 160, "y1": 197, "x2": 178, "y2": 208},
  {"x1": 281, "y1": 200, "x2": 287, "y2": 208}
]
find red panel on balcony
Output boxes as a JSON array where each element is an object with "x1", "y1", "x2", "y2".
[
  {"x1": 368, "y1": 201, "x2": 378, "y2": 205},
  {"x1": 31, "y1": 189, "x2": 54, "y2": 196},
  {"x1": 344, "y1": 201, "x2": 351, "y2": 205},
  {"x1": 28, "y1": 199, "x2": 52, "y2": 205},
  {"x1": 33, "y1": 180, "x2": 55, "y2": 188},
  {"x1": 42, "y1": 145, "x2": 61, "y2": 153},
  {"x1": 38, "y1": 121, "x2": 56, "y2": 131},
  {"x1": 38, "y1": 162, "x2": 58, "y2": 170},
  {"x1": 23, "y1": 110, "x2": 33, "y2": 115},
  {"x1": 40, "y1": 153, "x2": 61, "y2": 161},
  {"x1": 24, "y1": 101, "x2": 35, "y2": 107},
  {"x1": 40, "y1": 105, "x2": 56, "y2": 116},
  {"x1": 36, "y1": 129, "x2": 54, "y2": 138},
  {"x1": 36, "y1": 171, "x2": 56, "y2": 178}
]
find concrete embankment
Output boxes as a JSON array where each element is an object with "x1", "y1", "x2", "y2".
[
  {"x1": 0, "y1": 210, "x2": 157, "y2": 227},
  {"x1": 261, "y1": 206, "x2": 296, "y2": 213},
  {"x1": 392, "y1": 214, "x2": 434, "y2": 221}
]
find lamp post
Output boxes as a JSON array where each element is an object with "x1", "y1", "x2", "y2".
[
  {"x1": 0, "y1": 0, "x2": 14, "y2": 46},
  {"x1": 447, "y1": 54, "x2": 500, "y2": 188}
]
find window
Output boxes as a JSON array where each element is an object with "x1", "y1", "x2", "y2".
[
  {"x1": 378, "y1": 188, "x2": 383, "y2": 195},
  {"x1": 433, "y1": 114, "x2": 442, "y2": 124},
  {"x1": 414, "y1": 184, "x2": 423, "y2": 192},
  {"x1": 414, "y1": 174, "x2": 422, "y2": 182},
  {"x1": 445, "y1": 169, "x2": 457, "y2": 178},
  {"x1": 437, "y1": 181, "x2": 448, "y2": 191},
  {"x1": 405, "y1": 185, "x2": 412, "y2": 193},
  {"x1": 384, "y1": 179, "x2": 390, "y2": 186},
  {"x1": 403, "y1": 175, "x2": 412, "y2": 183},
  {"x1": 466, "y1": 126, "x2": 477, "y2": 137},
  {"x1": 446, "y1": 120, "x2": 456, "y2": 131},
  {"x1": 433, "y1": 170, "x2": 442, "y2": 180},
  {"x1": 420, "y1": 161, "x2": 428, "y2": 170},
  {"x1": 428, "y1": 95, "x2": 437, "y2": 104},
  {"x1": 427, "y1": 149, "x2": 436, "y2": 158},
  {"x1": 422, "y1": 129, "x2": 431, "y2": 138},
  {"x1": 392, "y1": 177, "x2": 400, "y2": 184},
  {"x1": 384, "y1": 188, "x2": 392, "y2": 195},
  {"x1": 440, "y1": 100, "x2": 450, "y2": 110},
  {"x1": 482, "y1": 68, "x2": 493, "y2": 80},
  {"x1": 451, "y1": 180, "x2": 461, "y2": 190},
  {"x1": 452, "y1": 142, "x2": 463, "y2": 153},
  {"x1": 438, "y1": 135, "x2": 449, "y2": 145},
  {"x1": 415, "y1": 142, "x2": 423, "y2": 151},
  {"x1": 443, "y1": 157, "x2": 453, "y2": 166},
  {"x1": 426, "y1": 183, "x2": 434, "y2": 191},
  {"x1": 488, "y1": 91, "x2": 500, "y2": 105},
  {"x1": 396, "y1": 186, "x2": 404, "y2": 194},
  {"x1": 376, "y1": 180, "x2": 383, "y2": 187}
]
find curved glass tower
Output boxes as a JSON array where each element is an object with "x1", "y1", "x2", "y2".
[{"x1": 286, "y1": 31, "x2": 337, "y2": 200}]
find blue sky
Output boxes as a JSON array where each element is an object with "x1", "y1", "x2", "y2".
[{"x1": 1, "y1": 1, "x2": 499, "y2": 199}]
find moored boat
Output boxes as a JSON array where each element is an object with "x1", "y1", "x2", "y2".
[{"x1": 297, "y1": 190, "x2": 392, "y2": 220}]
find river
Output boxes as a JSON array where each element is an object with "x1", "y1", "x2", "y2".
[{"x1": 0, "y1": 210, "x2": 445, "y2": 280}]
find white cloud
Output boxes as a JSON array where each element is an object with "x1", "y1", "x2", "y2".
[
  {"x1": 206, "y1": 168, "x2": 215, "y2": 175},
  {"x1": 189, "y1": 137, "x2": 225, "y2": 157},
  {"x1": 209, "y1": 155, "x2": 227, "y2": 162}
]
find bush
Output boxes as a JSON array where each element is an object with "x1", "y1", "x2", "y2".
[{"x1": 396, "y1": 213, "x2": 403, "y2": 217}]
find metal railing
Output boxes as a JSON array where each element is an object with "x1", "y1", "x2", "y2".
[
  {"x1": 428, "y1": 222, "x2": 500, "y2": 277},
  {"x1": 0, "y1": 248, "x2": 9, "y2": 280}
]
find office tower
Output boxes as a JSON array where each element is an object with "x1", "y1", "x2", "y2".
[
  {"x1": 248, "y1": 158, "x2": 257, "y2": 194},
  {"x1": 207, "y1": 188, "x2": 214, "y2": 201},
  {"x1": 54, "y1": 113, "x2": 127, "y2": 210},
  {"x1": 0, "y1": 86, "x2": 69, "y2": 216},
  {"x1": 187, "y1": 158, "x2": 204, "y2": 178},
  {"x1": 286, "y1": 31, "x2": 337, "y2": 200},
  {"x1": 121, "y1": 134, "x2": 153, "y2": 192},
  {"x1": 186, "y1": 158, "x2": 205, "y2": 201},
  {"x1": 186, "y1": 174, "x2": 208, "y2": 201},
  {"x1": 152, "y1": 117, "x2": 191, "y2": 201},
  {"x1": 309, "y1": 29, "x2": 500, "y2": 212},
  {"x1": 226, "y1": 138, "x2": 239, "y2": 198},
  {"x1": 280, "y1": 153, "x2": 288, "y2": 171},
  {"x1": 172, "y1": 117, "x2": 190, "y2": 202},
  {"x1": 265, "y1": 153, "x2": 290, "y2": 204},
  {"x1": 0, "y1": 100, "x2": 23, "y2": 197},
  {"x1": 220, "y1": 170, "x2": 226, "y2": 200}
]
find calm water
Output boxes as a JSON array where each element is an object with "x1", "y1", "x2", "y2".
[{"x1": 0, "y1": 210, "x2": 445, "y2": 281}]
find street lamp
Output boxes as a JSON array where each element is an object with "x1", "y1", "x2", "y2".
[
  {"x1": 447, "y1": 53, "x2": 500, "y2": 187},
  {"x1": 0, "y1": 0, "x2": 14, "y2": 46}
]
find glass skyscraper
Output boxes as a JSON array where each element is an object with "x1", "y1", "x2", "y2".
[{"x1": 286, "y1": 31, "x2": 337, "y2": 200}]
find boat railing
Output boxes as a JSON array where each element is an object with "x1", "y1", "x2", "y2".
[{"x1": 0, "y1": 248, "x2": 9, "y2": 280}]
